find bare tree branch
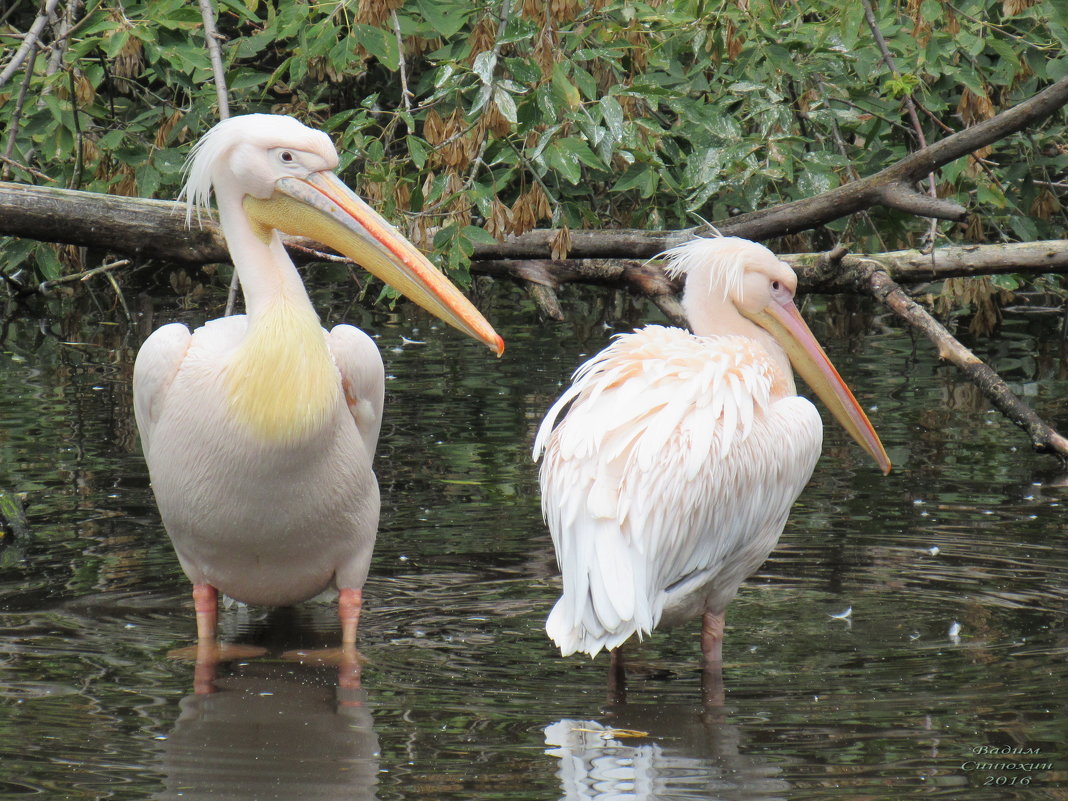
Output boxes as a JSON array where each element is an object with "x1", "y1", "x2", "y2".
[
  {"x1": 1, "y1": 38, "x2": 40, "y2": 181},
  {"x1": 851, "y1": 258, "x2": 1068, "y2": 465},
  {"x1": 390, "y1": 10, "x2": 412, "y2": 116},
  {"x1": 3, "y1": 74, "x2": 1066, "y2": 260},
  {"x1": 45, "y1": 0, "x2": 82, "y2": 76},
  {"x1": 0, "y1": 0, "x2": 61, "y2": 89},
  {"x1": 197, "y1": 0, "x2": 230, "y2": 120},
  {"x1": 3, "y1": 181, "x2": 1068, "y2": 289}
]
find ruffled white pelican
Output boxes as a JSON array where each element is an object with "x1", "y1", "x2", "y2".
[
  {"x1": 134, "y1": 114, "x2": 503, "y2": 649},
  {"x1": 534, "y1": 236, "x2": 889, "y2": 664}
]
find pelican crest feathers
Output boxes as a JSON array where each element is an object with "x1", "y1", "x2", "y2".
[{"x1": 661, "y1": 236, "x2": 778, "y2": 303}]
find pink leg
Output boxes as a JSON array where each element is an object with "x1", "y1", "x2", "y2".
[
  {"x1": 338, "y1": 587, "x2": 363, "y2": 647},
  {"x1": 192, "y1": 584, "x2": 218, "y2": 641},
  {"x1": 701, "y1": 610, "x2": 724, "y2": 664}
]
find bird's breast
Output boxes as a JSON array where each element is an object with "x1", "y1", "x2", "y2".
[{"x1": 224, "y1": 301, "x2": 342, "y2": 443}]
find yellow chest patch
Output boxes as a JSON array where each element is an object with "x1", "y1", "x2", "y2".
[{"x1": 225, "y1": 301, "x2": 340, "y2": 442}]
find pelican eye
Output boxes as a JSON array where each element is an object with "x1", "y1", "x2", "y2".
[
  {"x1": 771, "y1": 280, "x2": 781, "y2": 290},
  {"x1": 279, "y1": 150, "x2": 295, "y2": 163}
]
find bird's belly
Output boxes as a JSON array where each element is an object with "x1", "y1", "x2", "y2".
[{"x1": 145, "y1": 385, "x2": 378, "y2": 607}]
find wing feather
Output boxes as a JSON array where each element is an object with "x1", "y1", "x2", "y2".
[
  {"x1": 327, "y1": 324, "x2": 385, "y2": 460},
  {"x1": 133, "y1": 323, "x2": 192, "y2": 460}
]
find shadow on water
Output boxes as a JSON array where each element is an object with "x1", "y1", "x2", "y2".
[{"x1": 0, "y1": 278, "x2": 1066, "y2": 799}]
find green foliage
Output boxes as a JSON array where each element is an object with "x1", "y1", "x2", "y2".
[{"x1": 1, "y1": 0, "x2": 1067, "y2": 284}]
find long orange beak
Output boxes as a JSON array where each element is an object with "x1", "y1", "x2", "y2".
[
  {"x1": 244, "y1": 171, "x2": 504, "y2": 356},
  {"x1": 744, "y1": 299, "x2": 891, "y2": 474}
]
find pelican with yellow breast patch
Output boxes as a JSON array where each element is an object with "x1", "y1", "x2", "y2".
[{"x1": 133, "y1": 114, "x2": 504, "y2": 658}]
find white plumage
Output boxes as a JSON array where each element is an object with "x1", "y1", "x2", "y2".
[
  {"x1": 535, "y1": 237, "x2": 889, "y2": 661},
  {"x1": 133, "y1": 114, "x2": 503, "y2": 649}
]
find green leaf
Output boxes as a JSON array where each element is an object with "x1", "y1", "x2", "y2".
[
  {"x1": 544, "y1": 141, "x2": 582, "y2": 184},
  {"x1": 415, "y1": 0, "x2": 469, "y2": 39},
  {"x1": 35, "y1": 245, "x2": 63, "y2": 282},
  {"x1": 493, "y1": 87, "x2": 517, "y2": 123},
  {"x1": 551, "y1": 64, "x2": 581, "y2": 111},
  {"x1": 557, "y1": 137, "x2": 606, "y2": 171},
  {"x1": 228, "y1": 71, "x2": 270, "y2": 91},
  {"x1": 406, "y1": 135, "x2": 429, "y2": 169},
  {"x1": 354, "y1": 24, "x2": 399, "y2": 71},
  {"x1": 611, "y1": 164, "x2": 657, "y2": 196},
  {"x1": 461, "y1": 225, "x2": 502, "y2": 246},
  {"x1": 990, "y1": 274, "x2": 1021, "y2": 292},
  {"x1": 920, "y1": 0, "x2": 942, "y2": 23},
  {"x1": 599, "y1": 96, "x2": 624, "y2": 142},
  {"x1": 472, "y1": 51, "x2": 497, "y2": 85}
]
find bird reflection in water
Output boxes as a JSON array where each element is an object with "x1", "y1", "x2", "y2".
[
  {"x1": 156, "y1": 658, "x2": 378, "y2": 801},
  {"x1": 545, "y1": 700, "x2": 788, "y2": 801}
]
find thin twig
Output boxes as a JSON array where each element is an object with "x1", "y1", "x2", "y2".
[
  {"x1": 0, "y1": 0, "x2": 25, "y2": 26},
  {"x1": 46, "y1": 0, "x2": 82, "y2": 76},
  {"x1": 0, "y1": 154, "x2": 53, "y2": 183},
  {"x1": 105, "y1": 269, "x2": 133, "y2": 322},
  {"x1": 67, "y1": 68, "x2": 83, "y2": 190},
  {"x1": 815, "y1": 77, "x2": 888, "y2": 251},
  {"x1": 1, "y1": 39, "x2": 39, "y2": 182},
  {"x1": 0, "y1": 0, "x2": 61, "y2": 89},
  {"x1": 860, "y1": 0, "x2": 941, "y2": 248},
  {"x1": 197, "y1": 0, "x2": 230, "y2": 120},
  {"x1": 37, "y1": 257, "x2": 130, "y2": 293},
  {"x1": 390, "y1": 10, "x2": 412, "y2": 117},
  {"x1": 195, "y1": 0, "x2": 238, "y2": 313}
]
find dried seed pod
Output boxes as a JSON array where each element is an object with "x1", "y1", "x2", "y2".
[
  {"x1": 153, "y1": 110, "x2": 183, "y2": 149},
  {"x1": 433, "y1": 109, "x2": 472, "y2": 170},
  {"x1": 110, "y1": 164, "x2": 137, "y2": 197},
  {"x1": 72, "y1": 71, "x2": 96, "y2": 106},
  {"x1": 467, "y1": 15, "x2": 497, "y2": 64},
  {"x1": 550, "y1": 0, "x2": 580, "y2": 26},
  {"x1": 394, "y1": 181, "x2": 411, "y2": 212},
  {"x1": 479, "y1": 101, "x2": 512, "y2": 138},
  {"x1": 485, "y1": 198, "x2": 514, "y2": 241},
  {"x1": 958, "y1": 87, "x2": 995, "y2": 126},
  {"x1": 1002, "y1": 0, "x2": 1035, "y2": 15},
  {"x1": 533, "y1": 27, "x2": 558, "y2": 81},
  {"x1": 108, "y1": 11, "x2": 143, "y2": 92},
  {"x1": 424, "y1": 110, "x2": 445, "y2": 145},
  {"x1": 357, "y1": 0, "x2": 404, "y2": 26},
  {"x1": 549, "y1": 225, "x2": 571, "y2": 260},
  {"x1": 509, "y1": 192, "x2": 536, "y2": 237},
  {"x1": 1030, "y1": 187, "x2": 1060, "y2": 220},
  {"x1": 362, "y1": 180, "x2": 384, "y2": 206},
  {"x1": 725, "y1": 19, "x2": 744, "y2": 61},
  {"x1": 59, "y1": 244, "x2": 83, "y2": 274},
  {"x1": 625, "y1": 24, "x2": 649, "y2": 71},
  {"x1": 81, "y1": 136, "x2": 101, "y2": 167},
  {"x1": 529, "y1": 182, "x2": 552, "y2": 220}
]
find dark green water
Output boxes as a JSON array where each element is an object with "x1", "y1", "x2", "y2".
[{"x1": 0, "y1": 273, "x2": 1065, "y2": 799}]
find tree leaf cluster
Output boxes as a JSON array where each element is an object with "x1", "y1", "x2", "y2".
[{"x1": 1, "y1": 0, "x2": 1066, "y2": 284}]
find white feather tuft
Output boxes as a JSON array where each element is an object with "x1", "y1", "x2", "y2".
[{"x1": 661, "y1": 236, "x2": 775, "y2": 303}]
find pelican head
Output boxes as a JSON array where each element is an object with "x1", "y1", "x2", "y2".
[
  {"x1": 665, "y1": 236, "x2": 891, "y2": 474},
  {"x1": 181, "y1": 114, "x2": 504, "y2": 355}
]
